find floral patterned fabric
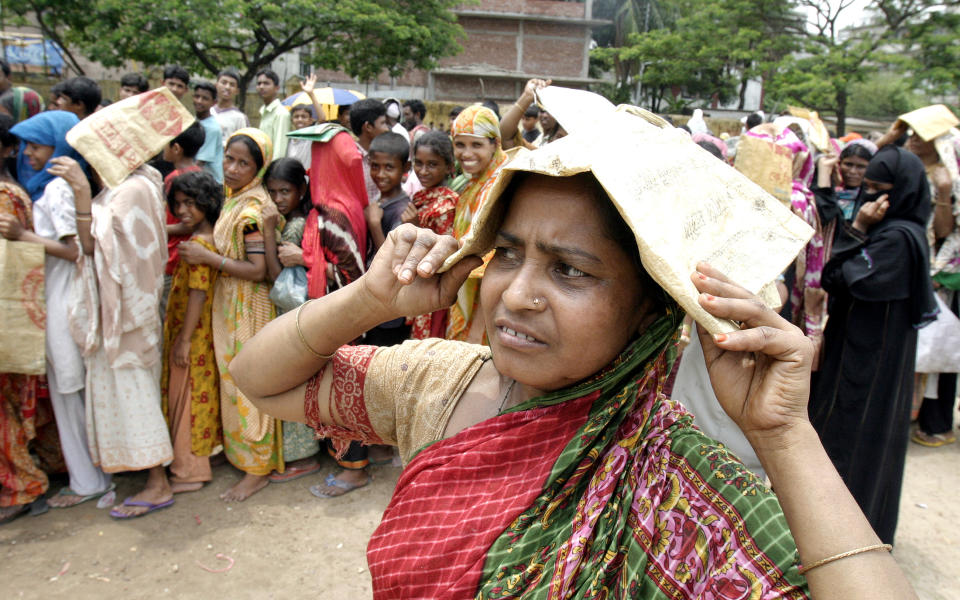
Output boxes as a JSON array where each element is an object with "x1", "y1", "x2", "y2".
[
  {"x1": 161, "y1": 236, "x2": 220, "y2": 456},
  {"x1": 409, "y1": 186, "x2": 458, "y2": 339}
]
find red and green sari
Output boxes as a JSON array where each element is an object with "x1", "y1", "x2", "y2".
[{"x1": 306, "y1": 309, "x2": 809, "y2": 599}]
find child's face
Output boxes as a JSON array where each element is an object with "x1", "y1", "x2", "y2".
[
  {"x1": 256, "y1": 74, "x2": 279, "y2": 102},
  {"x1": 163, "y1": 78, "x2": 189, "y2": 100},
  {"x1": 162, "y1": 141, "x2": 179, "y2": 163},
  {"x1": 216, "y1": 76, "x2": 239, "y2": 102},
  {"x1": 413, "y1": 146, "x2": 449, "y2": 189},
  {"x1": 266, "y1": 177, "x2": 304, "y2": 217},
  {"x1": 453, "y1": 135, "x2": 497, "y2": 176},
  {"x1": 521, "y1": 115, "x2": 538, "y2": 131},
  {"x1": 173, "y1": 191, "x2": 206, "y2": 230},
  {"x1": 369, "y1": 152, "x2": 407, "y2": 196},
  {"x1": 23, "y1": 142, "x2": 54, "y2": 171},
  {"x1": 291, "y1": 108, "x2": 314, "y2": 130},
  {"x1": 193, "y1": 89, "x2": 215, "y2": 116},
  {"x1": 118, "y1": 85, "x2": 141, "y2": 100}
]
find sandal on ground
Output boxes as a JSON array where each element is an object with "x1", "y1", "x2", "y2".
[
  {"x1": 911, "y1": 430, "x2": 956, "y2": 447},
  {"x1": 269, "y1": 461, "x2": 321, "y2": 483},
  {"x1": 0, "y1": 504, "x2": 29, "y2": 525},
  {"x1": 48, "y1": 482, "x2": 116, "y2": 508},
  {"x1": 309, "y1": 472, "x2": 370, "y2": 499},
  {"x1": 109, "y1": 497, "x2": 174, "y2": 519}
]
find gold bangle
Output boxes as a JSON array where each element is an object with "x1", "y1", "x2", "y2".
[
  {"x1": 935, "y1": 201, "x2": 952, "y2": 207},
  {"x1": 295, "y1": 300, "x2": 335, "y2": 360},
  {"x1": 76, "y1": 215, "x2": 92, "y2": 221},
  {"x1": 798, "y1": 543, "x2": 892, "y2": 575}
]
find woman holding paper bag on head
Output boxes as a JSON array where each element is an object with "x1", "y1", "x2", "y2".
[
  {"x1": 229, "y1": 89, "x2": 919, "y2": 600},
  {"x1": 51, "y1": 88, "x2": 196, "y2": 518}
]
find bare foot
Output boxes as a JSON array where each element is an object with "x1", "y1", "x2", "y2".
[
  {"x1": 111, "y1": 466, "x2": 172, "y2": 518},
  {"x1": 309, "y1": 469, "x2": 370, "y2": 498},
  {"x1": 220, "y1": 473, "x2": 269, "y2": 502},
  {"x1": 170, "y1": 481, "x2": 204, "y2": 494}
]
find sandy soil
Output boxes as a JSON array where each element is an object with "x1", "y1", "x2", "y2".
[{"x1": 2, "y1": 440, "x2": 958, "y2": 599}]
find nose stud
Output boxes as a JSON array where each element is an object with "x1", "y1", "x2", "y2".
[{"x1": 532, "y1": 297, "x2": 542, "y2": 306}]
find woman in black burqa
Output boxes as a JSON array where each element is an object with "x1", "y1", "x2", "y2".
[{"x1": 810, "y1": 144, "x2": 937, "y2": 545}]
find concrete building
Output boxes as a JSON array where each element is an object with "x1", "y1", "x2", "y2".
[{"x1": 276, "y1": 0, "x2": 607, "y2": 103}]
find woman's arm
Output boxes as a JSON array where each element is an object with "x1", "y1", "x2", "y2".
[
  {"x1": 172, "y1": 288, "x2": 206, "y2": 368},
  {"x1": 875, "y1": 120, "x2": 908, "y2": 149},
  {"x1": 262, "y1": 202, "x2": 283, "y2": 281},
  {"x1": 499, "y1": 79, "x2": 550, "y2": 151},
  {"x1": 692, "y1": 264, "x2": 917, "y2": 600},
  {"x1": 46, "y1": 157, "x2": 95, "y2": 256},
  {"x1": 0, "y1": 216, "x2": 79, "y2": 261},
  {"x1": 231, "y1": 225, "x2": 482, "y2": 418},
  {"x1": 931, "y1": 167, "x2": 954, "y2": 240},
  {"x1": 178, "y1": 237, "x2": 267, "y2": 282}
]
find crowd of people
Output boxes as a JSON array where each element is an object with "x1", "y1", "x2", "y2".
[{"x1": 0, "y1": 56, "x2": 955, "y2": 598}]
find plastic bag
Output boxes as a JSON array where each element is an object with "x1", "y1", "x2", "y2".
[{"x1": 269, "y1": 266, "x2": 308, "y2": 313}]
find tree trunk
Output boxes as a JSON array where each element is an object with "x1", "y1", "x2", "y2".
[
  {"x1": 737, "y1": 74, "x2": 749, "y2": 111},
  {"x1": 835, "y1": 86, "x2": 847, "y2": 137}
]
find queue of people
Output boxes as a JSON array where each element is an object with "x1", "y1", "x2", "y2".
[{"x1": 0, "y1": 59, "x2": 954, "y2": 598}]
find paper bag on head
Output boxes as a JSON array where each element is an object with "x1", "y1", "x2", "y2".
[
  {"x1": 897, "y1": 105, "x2": 959, "y2": 142},
  {"x1": 439, "y1": 86, "x2": 813, "y2": 335},
  {"x1": 66, "y1": 87, "x2": 195, "y2": 188}
]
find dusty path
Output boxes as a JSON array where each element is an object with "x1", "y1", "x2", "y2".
[{"x1": 2, "y1": 441, "x2": 958, "y2": 599}]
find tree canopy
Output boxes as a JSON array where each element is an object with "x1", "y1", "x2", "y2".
[{"x1": 8, "y1": 0, "x2": 464, "y2": 107}]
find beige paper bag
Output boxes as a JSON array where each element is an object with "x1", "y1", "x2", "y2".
[
  {"x1": 898, "y1": 105, "x2": 959, "y2": 142},
  {"x1": 0, "y1": 240, "x2": 46, "y2": 374},
  {"x1": 66, "y1": 87, "x2": 195, "y2": 188},
  {"x1": 733, "y1": 134, "x2": 794, "y2": 204}
]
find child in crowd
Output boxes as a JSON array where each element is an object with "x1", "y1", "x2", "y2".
[
  {"x1": 162, "y1": 65, "x2": 190, "y2": 101},
  {"x1": 160, "y1": 121, "x2": 205, "y2": 318},
  {"x1": 400, "y1": 131, "x2": 459, "y2": 339},
  {"x1": 192, "y1": 81, "x2": 224, "y2": 184},
  {"x1": 160, "y1": 171, "x2": 222, "y2": 494},
  {"x1": 286, "y1": 105, "x2": 315, "y2": 170},
  {"x1": 309, "y1": 132, "x2": 410, "y2": 500},
  {"x1": 255, "y1": 69, "x2": 291, "y2": 157},
  {"x1": 118, "y1": 73, "x2": 149, "y2": 99},
  {"x1": 56, "y1": 77, "x2": 101, "y2": 119},
  {"x1": 211, "y1": 69, "x2": 250, "y2": 145},
  {"x1": 260, "y1": 158, "x2": 321, "y2": 482}
]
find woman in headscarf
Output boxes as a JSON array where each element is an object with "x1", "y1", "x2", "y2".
[
  {"x1": 0, "y1": 86, "x2": 45, "y2": 184},
  {"x1": 446, "y1": 105, "x2": 508, "y2": 342},
  {"x1": 0, "y1": 113, "x2": 65, "y2": 523},
  {"x1": 4, "y1": 111, "x2": 113, "y2": 511},
  {"x1": 809, "y1": 144, "x2": 937, "y2": 544},
  {"x1": 179, "y1": 128, "x2": 283, "y2": 502},
  {"x1": 231, "y1": 98, "x2": 919, "y2": 598}
]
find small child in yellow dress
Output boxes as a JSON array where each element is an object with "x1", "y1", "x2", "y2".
[{"x1": 160, "y1": 170, "x2": 223, "y2": 495}]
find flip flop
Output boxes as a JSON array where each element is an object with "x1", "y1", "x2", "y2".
[
  {"x1": 48, "y1": 483, "x2": 116, "y2": 509},
  {"x1": 309, "y1": 472, "x2": 370, "y2": 499},
  {"x1": 269, "y1": 461, "x2": 321, "y2": 483},
  {"x1": 109, "y1": 497, "x2": 175, "y2": 519},
  {"x1": 911, "y1": 430, "x2": 956, "y2": 447}
]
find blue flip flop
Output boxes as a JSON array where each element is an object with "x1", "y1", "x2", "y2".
[{"x1": 109, "y1": 497, "x2": 174, "y2": 519}]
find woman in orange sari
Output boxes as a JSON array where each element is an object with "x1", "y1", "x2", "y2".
[{"x1": 446, "y1": 105, "x2": 507, "y2": 342}]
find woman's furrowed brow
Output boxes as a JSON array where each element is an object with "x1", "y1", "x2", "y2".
[{"x1": 496, "y1": 230, "x2": 602, "y2": 264}]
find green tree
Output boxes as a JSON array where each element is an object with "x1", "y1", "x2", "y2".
[
  {"x1": 765, "y1": 0, "x2": 957, "y2": 134},
  {"x1": 593, "y1": 0, "x2": 801, "y2": 112},
  {"x1": 847, "y1": 72, "x2": 925, "y2": 120},
  {"x1": 904, "y1": 8, "x2": 960, "y2": 98},
  {"x1": 7, "y1": 0, "x2": 464, "y2": 108}
]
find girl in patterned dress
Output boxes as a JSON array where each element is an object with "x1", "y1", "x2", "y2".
[
  {"x1": 401, "y1": 131, "x2": 459, "y2": 339},
  {"x1": 160, "y1": 171, "x2": 222, "y2": 493}
]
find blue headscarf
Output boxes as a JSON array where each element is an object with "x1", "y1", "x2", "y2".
[{"x1": 10, "y1": 111, "x2": 83, "y2": 201}]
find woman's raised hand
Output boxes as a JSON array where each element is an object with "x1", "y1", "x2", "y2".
[
  {"x1": 853, "y1": 195, "x2": 889, "y2": 232},
  {"x1": 47, "y1": 156, "x2": 91, "y2": 196},
  {"x1": 692, "y1": 263, "x2": 815, "y2": 449},
  {"x1": 360, "y1": 224, "x2": 482, "y2": 319}
]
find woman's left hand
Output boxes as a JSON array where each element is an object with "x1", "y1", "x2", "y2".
[
  {"x1": 179, "y1": 240, "x2": 215, "y2": 266},
  {"x1": 262, "y1": 201, "x2": 280, "y2": 231},
  {"x1": 46, "y1": 156, "x2": 91, "y2": 196},
  {"x1": 692, "y1": 263, "x2": 815, "y2": 448}
]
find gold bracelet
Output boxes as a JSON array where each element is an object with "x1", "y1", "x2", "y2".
[
  {"x1": 295, "y1": 300, "x2": 335, "y2": 360},
  {"x1": 76, "y1": 215, "x2": 92, "y2": 221},
  {"x1": 935, "y1": 201, "x2": 952, "y2": 207},
  {"x1": 798, "y1": 543, "x2": 892, "y2": 575}
]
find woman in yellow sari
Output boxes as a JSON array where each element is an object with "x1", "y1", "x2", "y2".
[
  {"x1": 179, "y1": 128, "x2": 283, "y2": 501},
  {"x1": 446, "y1": 106, "x2": 508, "y2": 342}
]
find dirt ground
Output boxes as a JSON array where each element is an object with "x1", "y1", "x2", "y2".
[{"x1": 2, "y1": 440, "x2": 958, "y2": 599}]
